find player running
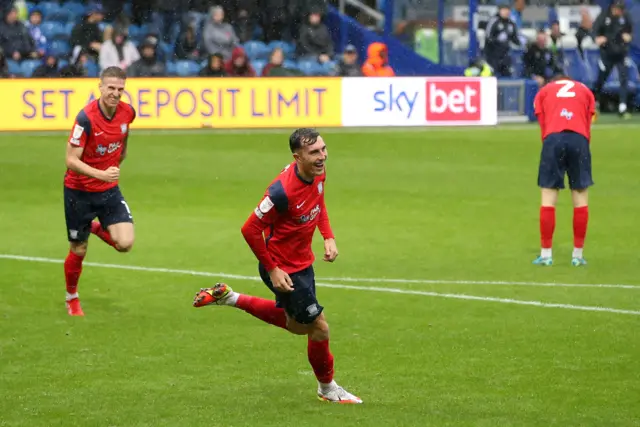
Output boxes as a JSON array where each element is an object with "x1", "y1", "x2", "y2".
[
  {"x1": 63, "y1": 66, "x2": 137, "y2": 316},
  {"x1": 532, "y1": 76, "x2": 596, "y2": 266},
  {"x1": 193, "y1": 128, "x2": 362, "y2": 404}
]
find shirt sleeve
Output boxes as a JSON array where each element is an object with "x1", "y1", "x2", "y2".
[
  {"x1": 128, "y1": 103, "x2": 137, "y2": 123},
  {"x1": 68, "y1": 109, "x2": 91, "y2": 148},
  {"x1": 240, "y1": 181, "x2": 288, "y2": 272},
  {"x1": 317, "y1": 195, "x2": 334, "y2": 239}
]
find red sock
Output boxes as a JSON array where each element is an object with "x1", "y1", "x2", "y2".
[
  {"x1": 540, "y1": 206, "x2": 556, "y2": 249},
  {"x1": 235, "y1": 295, "x2": 287, "y2": 329},
  {"x1": 64, "y1": 251, "x2": 84, "y2": 295},
  {"x1": 308, "y1": 338, "x2": 334, "y2": 384},
  {"x1": 91, "y1": 221, "x2": 117, "y2": 248},
  {"x1": 573, "y1": 206, "x2": 589, "y2": 248}
]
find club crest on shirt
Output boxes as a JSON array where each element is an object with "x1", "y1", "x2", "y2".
[
  {"x1": 121, "y1": 123, "x2": 128, "y2": 134},
  {"x1": 317, "y1": 182, "x2": 323, "y2": 194}
]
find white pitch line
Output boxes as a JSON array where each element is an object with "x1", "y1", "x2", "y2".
[{"x1": 1, "y1": 254, "x2": 639, "y2": 316}]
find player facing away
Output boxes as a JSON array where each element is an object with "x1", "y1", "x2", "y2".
[
  {"x1": 193, "y1": 129, "x2": 362, "y2": 404},
  {"x1": 532, "y1": 76, "x2": 596, "y2": 266},
  {"x1": 63, "y1": 66, "x2": 137, "y2": 316}
]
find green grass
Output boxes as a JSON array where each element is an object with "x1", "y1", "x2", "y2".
[{"x1": 1, "y1": 123, "x2": 639, "y2": 427}]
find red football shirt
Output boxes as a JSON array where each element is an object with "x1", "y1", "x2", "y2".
[
  {"x1": 64, "y1": 99, "x2": 136, "y2": 192},
  {"x1": 534, "y1": 79, "x2": 596, "y2": 141},
  {"x1": 241, "y1": 162, "x2": 334, "y2": 274}
]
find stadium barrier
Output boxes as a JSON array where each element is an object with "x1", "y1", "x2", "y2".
[{"x1": 0, "y1": 77, "x2": 498, "y2": 131}]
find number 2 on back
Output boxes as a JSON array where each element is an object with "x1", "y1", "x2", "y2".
[{"x1": 556, "y1": 80, "x2": 576, "y2": 98}]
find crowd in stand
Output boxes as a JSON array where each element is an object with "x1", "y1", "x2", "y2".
[{"x1": 0, "y1": 0, "x2": 396, "y2": 78}]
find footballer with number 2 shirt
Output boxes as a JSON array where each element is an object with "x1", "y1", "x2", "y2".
[
  {"x1": 193, "y1": 129, "x2": 362, "y2": 404},
  {"x1": 63, "y1": 66, "x2": 137, "y2": 316},
  {"x1": 533, "y1": 75, "x2": 596, "y2": 267}
]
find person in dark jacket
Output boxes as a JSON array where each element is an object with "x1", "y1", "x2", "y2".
[
  {"x1": 297, "y1": 9, "x2": 333, "y2": 64},
  {"x1": 70, "y1": 5, "x2": 104, "y2": 60},
  {"x1": 0, "y1": 7, "x2": 37, "y2": 62},
  {"x1": 60, "y1": 48, "x2": 90, "y2": 77},
  {"x1": 548, "y1": 20, "x2": 565, "y2": 70},
  {"x1": 483, "y1": 3, "x2": 521, "y2": 77},
  {"x1": 32, "y1": 52, "x2": 60, "y2": 77},
  {"x1": 333, "y1": 44, "x2": 361, "y2": 77},
  {"x1": 0, "y1": 46, "x2": 10, "y2": 77},
  {"x1": 224, "y1": 46, "x2": 255, "y2": 76},
  {"x1": 128, "y1": 37, "x2": 167, "y2": 77},
  {"x1": 592, "y1": 0, "x2": 633, "y2": 118},
  {"x1": 259, "y1": 0, "x2": 289, "y2": 42},
  {"x1": 175, "y1": 24, "x2": 200, "y2": 60},
  {"x1": 523, "y1": 30, "x2": 562, "y2": 87},
  {"x1": 199, "y1": 52, "x2": 226, "y2": 76}
]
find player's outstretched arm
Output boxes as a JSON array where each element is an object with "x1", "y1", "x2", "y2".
[
  {"x1": 66, "y1": 144, "x2": 118, "y2": 182},
  {"x1": 318, "y1": 198, "x2": 338, "y2": 262}
]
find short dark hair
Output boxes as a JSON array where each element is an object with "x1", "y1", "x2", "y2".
[
  {"x1": 289, "y1": 128, "x2": 320, "y2": 153},
  {"x1": 100, "y1": 66, "x2": 127, "y2": 81}
]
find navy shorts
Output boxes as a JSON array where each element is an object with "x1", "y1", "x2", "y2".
[
  {"x1": 63, "y1": 185, "x2": 133, "y2": 242},
  {"x1": 258, "y1": 264, "x2": 324, "y2": 324},
  {"x1": 538, "y1": 131, "x2": 594, "y2": 190}
]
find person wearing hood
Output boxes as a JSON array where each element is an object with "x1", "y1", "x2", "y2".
[
  {"x1": 60, "y1": 48, "x2": 90, "y2": 77},
  {"x1": 175, "y1": 24, "x2": 200, "y2": 61},
  {"x1": 32, "y1": 52, "x2": 60, "y2": 77},
  {"x1": 70, "y1": 5, "x2": 104, "y2": 60},
  {"x1": 333, "y1": 44, "x2": 362, "y2": 77},
  {"x1": 99, "y1": 26, "x2": 140, "y2": 72},
  {"x1": 0, "y1": 6, "x2": 37, "y2": 62},
  {"x1": 199, "y1": 52, "x2": 226, "y2": 77},
  {"x1": 203, "y1": 6, "x2": 238, "y2": 61},
  {"x1": 127, "y1": 38, "x2": 167, "y2": 77},
  {"x1": 224, "y1": 46, "x2": 255, "y2": 77},
  {"x1": 483, "y1": 3, "x2": 521, "y2": 77},
  {"x1": 361, "y1": 42, "x2": 395, "y2": 76},
  {"x1": 297, "y1": 9, "x2": 333, "y2": 64}
]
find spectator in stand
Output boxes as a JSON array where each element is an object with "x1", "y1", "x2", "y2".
[
  {"x1": 131, "y1": 0, "x2": 154, "y2": 26},
  {"x1": 99, "y1": 26, "x2": 140, "y2": 72},
  {"x1": 203, "y1": 6, "x2": 238, "y2": 61},
  {"x1": 60, "y1": 48, "x2": 91, "y2": 77},
  {"x1": 483, "y1": 3, "x2": 521, "y2": 77},
  {"x1": 199, "y1": 52, "x2": 226, "y2": 76},
  {"x1": 32, "y1": 52, "x2": 60, "y2": 77},
  {"x1": 0, "y1": 6, "x2": 37, "y2": 62},
  {"x1": 262, "y1": 47, "x2": 304, "y2": 76},
  {"x1": 548, "y1": 20, "x2": 565, "y2": 71},
  {"x1": 260, "y1": 0, "x2": 289, "y2": 42},
  {"x1": 361, "y1": 42, "x2": 394, "y2": 76},
  {"x1": 225, "y1": 46, "x2": 255, "y2": 76},
  {"x1": 70, "y1": 5, "x2": 104, "y2": 61},
  {"x1": 297, "y1": 9, "x2": 333, "y2": 64},
  {"x1": 175, "y1": 24, "x2": 200, "y2": 61},
  {"x1": 233, "y1": 0, "x2": 257, "y2": 44},
  {"x1": 576, "y1": 7, "x2": 594, "y2": 59},
  {"x1": 0, "y1": 46, "x2": 10, "y2": 77},
  {"x1": 128, "y1": 37, "x2": 167, "y2": 77},
  {"x1": 510, "y1": 0, "x2": 525, "y2": 30},
  {"x1": 334, "y1": 44, "x2": 362, "y2": 77},
  {"x1": 523, "y1": 30, "x2": 562, "y2": 87},
  {"x1": 26, "y1": 9, "x2": 46, "y2": 58}
]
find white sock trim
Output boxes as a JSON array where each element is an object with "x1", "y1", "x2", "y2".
[
  {"x1": 572, "y1": 248, "x2": 584, "y2": 259},
  {"x1": 541, "y1": 248, "x2": 552, "y2": 259},
  {"x1": 66, "y1": 292, "x2": 79, "y2": 301}
]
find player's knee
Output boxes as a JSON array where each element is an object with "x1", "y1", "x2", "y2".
[
  {"x1": 70, "y1": 242, "x2": 88, "y2": 257},
  {"x1": 309, "y1": 318, "x2": 329, "y2": 341},
  {"x1": 115, "y1": 237, "x2": 134, "y2": 253}
]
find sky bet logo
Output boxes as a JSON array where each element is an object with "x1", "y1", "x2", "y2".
[
  {"x1": 561, "y1": 108, "x2": 573, "y2": 120},
  {"x1": 373, "y1": 85, "x2": 418, "y2": 119}
]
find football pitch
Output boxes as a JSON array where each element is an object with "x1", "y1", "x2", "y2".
[{"x1": 0, "y1": 122, "x2": 639, "y2": 427}]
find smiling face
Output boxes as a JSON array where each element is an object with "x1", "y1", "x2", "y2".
[
  {"x1": 293, "y1": 136, "x2": 328, "y2": 178},
  {"x1": 99, "y1": 76, "x2": 126, "y2": 109}
]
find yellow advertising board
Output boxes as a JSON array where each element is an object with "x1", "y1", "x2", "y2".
[{"x1": 0, "y1": 77, "x2": 342, "y2": 130}]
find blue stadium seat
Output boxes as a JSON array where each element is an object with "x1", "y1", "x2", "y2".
[
  {"x1": 58, "y1": 59, "x2": 69, "y2": 69},
  {"x1": 267, "y1": 40, "x2": 296, "y2": 59},
  {"x1": 283, "y1": 59, "x2": 298, "y2": 70},
  {"x1": 297, "y1": 59, "x2": 324, "y2": 76},
  {"x1": 47, "y1": 9, "x2": 72, "y2": 22},
  {"x1": 252, "y1": 59, "x2": 266, "y2": 75},
  {"x1": 41, "y1": 21, "x2": 65, "y2": 39},
  {"x1": 85, "y1": 60, "x2": 98, "y2": 77},
  {"x1": 175, "y1": 60, "x2": 199, "y2": 76},
  {"x1": 21, "y1": 60, "x2": 41, "y2": 77},
  {"x1": 128, "y1": 25, "x2": 144, "y2": 40},
  {"x1": 63, "y1": 2, "x2": 86, "y2": 18},
  {"x1": 159, "y1": 42, "x2": 174, "y2": 61},
  {"x1": 166, "y1": 61, "x2": 177, "y2": 76},
  {"x1": 38, "y1": 1, "x2": 61, "y2": 18},
  {"x1": 511, "y1": 49, "x2": 524, "y2": 77},
  {"x1": 7, "y1": 60, "x2": 22, "y2": 76},
  {"x1": 49, "y1": 40, "x2": 70, "y2": 57},
  {"x1": 243, "y1": 41, "x2": 269, "y2": 60},
  {"x1": 64, "y1": 22, "x2": 75, "y2": 35}
]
